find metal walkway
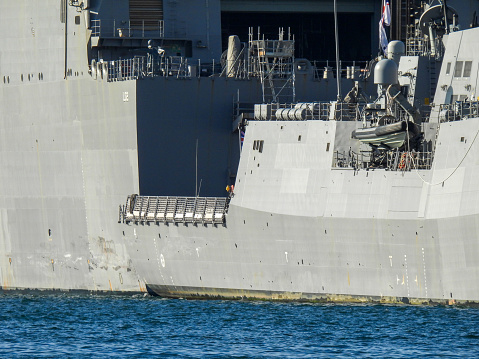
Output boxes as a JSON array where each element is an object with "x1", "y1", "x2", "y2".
[{"x1": 120, "y1": 195, "x2": 230, "y2": 225}]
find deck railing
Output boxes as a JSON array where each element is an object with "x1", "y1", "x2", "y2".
[
  {"x1": 91, "y1": 19, "x2": 164, "y2": 38},
  {"x1": 91, "y1": 55, "x2": 223, "y2": 82},
  {"x1": 332, "y1": 150, "x2": 433, "y2": 171},
  {"x1": 439, "y1": 101, "x2": 479, "y2": 122},
  {"x1": 120, "y1": 195, "x2": 230, "y2": 225}
]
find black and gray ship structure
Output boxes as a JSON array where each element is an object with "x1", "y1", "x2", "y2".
[{"x1": 2, "y1": 0, "x2": 479, "y2": 304}]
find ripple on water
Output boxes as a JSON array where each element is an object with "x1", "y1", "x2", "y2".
[{"x1": 0, "y1": 294, "x2": 479, "y2": 357}]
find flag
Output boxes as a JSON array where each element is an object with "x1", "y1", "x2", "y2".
[
  {"x1": 383, "y1": 0, "x2": 391, "y2": 26},
  {"x1": 379, "y1": 21, "x2": 388, "y2": 54},
  {"x1": 379, "y1": 0, "x2": 391, "y2": 54},
  {"x1": 240, "y1": 130, "x2": 245, "y2": 149}
]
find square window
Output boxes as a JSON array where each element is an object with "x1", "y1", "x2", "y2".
[
  {"x1": 463, "y1": 61, "x2": 473, "y2": 77},
  {"x1": 454, "y1": 61, "x2": 463, "y2": 77},
  {"x1": 446, "y1": 62, "x2": 451, "y2": 75}
]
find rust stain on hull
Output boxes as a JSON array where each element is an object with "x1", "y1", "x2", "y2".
[{"x1": 146, "y1": 284, "x2": 479, "y2": 306}]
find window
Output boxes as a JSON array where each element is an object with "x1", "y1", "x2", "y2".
[
  {"x1": 454, "y1": 61, "x2": 463, "y2": 77},
  {"x1": 253, "y1": 140, "x2": 264, "y2": 152},
  {"x1": 463, "y1": 61, "x2": 473, "y2": 77},
  {"x1": 446, "y1": 62, "x2": 451, "y2": 75}
]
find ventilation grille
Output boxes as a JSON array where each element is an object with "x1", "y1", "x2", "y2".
[
  {"x1": 60, "y1": 0, "x2": 66, "y2": 23},
  {"x1": 129, "y1": 0, "x2": 163, "y2": 27}
]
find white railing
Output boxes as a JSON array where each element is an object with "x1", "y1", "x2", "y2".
[
  {"x1": 332, "y1": 150, "x2": 434, "y2": 171},
  {"x1": 439, "y1": 101, "x2": 479, "y2": 123},
  {"x1": 92, "y1": 56, "x2": 226, "y2": 82},
  {"x1": 120, "y1": 195, "x2": 230, "y2": 225},
  {"x1": 91, "y1": 19, "x2": 164, "y2": 38},
  {"x1": 252, "y1": 102, "x2": 359, "y2": 122}
]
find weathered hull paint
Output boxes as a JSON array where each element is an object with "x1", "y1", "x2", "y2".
[{"x1": 146, "y1": 284, "x2": 472, "y2": 306}]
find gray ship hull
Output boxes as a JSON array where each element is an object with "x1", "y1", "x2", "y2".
[
  {"x1": 0, "y1": 1, "x2": 329, "y2": 293},
  {"x1": 124, "y1": 118, "x2": 479, "y2": 304},
  {"x1": 3, "y1": 0, "x2": 479, "y2": 302},
  {"x1": 0, "y1": 73, "x2": 266, "y2": 292}
]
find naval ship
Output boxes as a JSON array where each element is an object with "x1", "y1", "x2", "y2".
[
  {"x1": 2, "y1": 0, "x2": 479, "y2": 304},
  {"x1": 121, "y1": 0, "x2": 479, "y2": 305},
  {"x1": 0, "y1": 0, "x2": 377, "y2": 293}
]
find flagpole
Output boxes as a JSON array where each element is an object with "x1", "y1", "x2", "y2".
[
  {"x1": 389, "y1": 0, "x2": 392, "y2": 40},
  {"x1": 379, "y1": 0, "x2": 391, "y2": 55},
  {"x1": 334, "y1": 0, "x2": 341, "y2": 101},
  {"x1": 195, "y1": 138, "x2": 198, "y2": 197}
]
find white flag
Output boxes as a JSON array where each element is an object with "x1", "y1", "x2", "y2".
[
  {"x1": 379, "y1": 0, "x2": 391, "y2": 54},
  {"x1": 379, "y1": 20, "x2": 389, "y2": 54},
  {"x1": 383, "y1": 0, "x2": 391, "y2": 26}
]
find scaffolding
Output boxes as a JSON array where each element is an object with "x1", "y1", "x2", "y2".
[{"x1": 248, "y1": 28, "x2": 295, "y2": 103}]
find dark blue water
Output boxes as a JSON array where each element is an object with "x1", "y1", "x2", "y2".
[{"x1": 0, "y1": 294, "x2": 478, "y2": 358}]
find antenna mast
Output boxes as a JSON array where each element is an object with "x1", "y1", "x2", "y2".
[{"x1": 334, "y1": 0, "x2": 342, "y2": 101}]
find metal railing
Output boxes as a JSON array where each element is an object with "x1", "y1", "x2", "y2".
[
  {"x1": 439, "y1": 101, "x2": 479, "y2": 123},
  {"x1": 91, "y1": 54, "x2": 229, "y2": 82},
  {"x1": 120, "y1": 195, "x2": 230, "y2": 225},
  {"x1": 332, "y1": 149, "x2": 433, "y2": 171},
  {"x1": 253, "y1": 102, "x2": 360, "y2": 122},
  {"x1": 248, "y1": 99, "x2": 430, "y2": 124},
  {"x1": 406, "y1": 24, "x2": 444, "y2": 59},
  {"x1": 105, "y1": 57, "x2": 144, "y2": 81},
  {"x1": 333, "y1": 150, "x2": 370, "y2": 169},
  {"x1": 387, "y1": 150, "x2": 433, "y2": 171},
  {"x1": 311, "y1": 60, "x2": 369, "y2": 81},
  {"x1": 91, "y1": 19, "x2": 164, "y2": 38}
]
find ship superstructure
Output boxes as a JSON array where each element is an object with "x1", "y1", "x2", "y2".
[
  {"x1": 2, "y1": 0, "x2": 479, "y2": 303},
  {"x1": 121, "y1": 1, "x2": 479, "y2": 304},
  {"x1": 0, "y1": 0, "x2": 378, "y2": 292}
]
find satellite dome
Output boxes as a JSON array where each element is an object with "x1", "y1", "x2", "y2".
[
  {"x1": 374, "y1": 59, "x2": 398, "y2": 85},
  {"x1": 387, "y1": 41, "x2": 405, "y2": 64}
]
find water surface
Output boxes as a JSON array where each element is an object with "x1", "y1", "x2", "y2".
[{"x1": 0, "y1": 294, "x2": 478, "y2": 357}]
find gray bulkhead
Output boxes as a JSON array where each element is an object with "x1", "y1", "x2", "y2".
[
  {"x1": 0, "y1": 1, "x2": 142, "y2": 292},
  {"x1": 431, "y1": 28, "x2": 479, "y2": 121},
  {"x1": 125, "y1": 112, "x2": 479, "y2": 302},
  {"x1": 124, "y1": 24, "x2": 479, "y2": 302},
  {"x1": 0, "y1": 0, "x2": 347, "y2": 292}
]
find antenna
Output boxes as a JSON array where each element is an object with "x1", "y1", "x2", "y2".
[
  {"x1": 334, "y1": 0, "x2": 342, "y2": 101},
  {"x1": 442, "y1": 0, "x2": 449, "y2": 34},
  {"x1": 197, "y1": 179, "x2": 202, "y2": 197},
  {"x1": 195, "y1": 139, "x2": 198, "y2": 197}
]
